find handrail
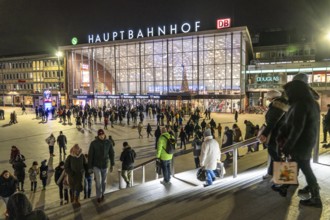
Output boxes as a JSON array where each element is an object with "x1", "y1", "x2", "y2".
[{"x1": 118, "y1": 137, "x2": 260, "y2": 189}]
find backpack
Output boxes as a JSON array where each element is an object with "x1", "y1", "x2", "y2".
[{"x1": 163, "y1": 135, "x2": 176, "y2": 154}]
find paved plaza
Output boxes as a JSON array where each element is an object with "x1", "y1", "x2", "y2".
[{"x1": 0, "y1": 106, "x2": 329, "y2": 219}]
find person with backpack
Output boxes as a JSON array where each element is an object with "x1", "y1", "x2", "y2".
[
  {"x1": 120, "y1": 142, "x2": 137, "y2": 188},
  {"x1": 200, "y1": 129, "x2": 221, "y2": 187},
  {"x1": 156, "y1": 127, "x2": 175, "y2": 185}
]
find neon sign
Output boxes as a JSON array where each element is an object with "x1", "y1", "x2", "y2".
[{"x1": 88, "y1": 21, "x2": 201, "y2": 44}]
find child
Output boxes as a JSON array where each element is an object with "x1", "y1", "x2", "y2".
[
  {"x1": 39, "y1": 160, "x2": 48, "y2": 190},
  {"x1": 28, "y1": 161, "x2": 39, "y2": 192},
  {"x1": 55, "y1": 161, "x2": 69, "y2": 205},
  {"x1": 83, "y1": 154, "x2": 92, "y2": 199},
  {"x1": 12, "y1": 154, "x2": 26, "y2": 192}
]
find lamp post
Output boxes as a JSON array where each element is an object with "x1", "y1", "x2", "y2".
[{"x1": 56, "y1": 51, "x2": 63, "y2": 108}]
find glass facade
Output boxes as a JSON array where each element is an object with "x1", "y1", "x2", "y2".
[{"x1": 64, "y1": 28, "x2": 252, "y2": 112}]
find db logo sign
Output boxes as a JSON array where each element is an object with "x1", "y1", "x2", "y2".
[{"x1": 217, "y1": 18, "x2": 231, "y2": 29}]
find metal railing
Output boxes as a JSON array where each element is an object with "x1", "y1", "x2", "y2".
[{"x1": 118, "y1": 137, "x2": 259, "y2": 189}]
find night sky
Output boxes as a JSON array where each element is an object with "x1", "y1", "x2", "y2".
[{"x1": 0, "y1": 0, "x2": 329, "y2": 57}]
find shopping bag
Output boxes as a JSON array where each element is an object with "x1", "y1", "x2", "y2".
[
  {"x1": 273, "y1": 161, "x2": 298, "y2": 184},
  {"x1": 215, "y1": 161, "x2": 226, "y2": 178},
  {"x1": 197, "y1": 167, "x2": 206, "y2": 181}
]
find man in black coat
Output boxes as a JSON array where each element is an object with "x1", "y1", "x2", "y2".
[
  {"x1": 278, "y1": 79, "x2": 322, "y2": 208},
  {"x1": 120, "y1": 142, "x2": 136, "y2": 188}
]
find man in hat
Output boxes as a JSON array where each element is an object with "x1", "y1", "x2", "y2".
[
  {"x1": 88, "y1": 129, "x2": 115, "y2": 203},
  {"x1": 200, "y1": 128, "x2": 220, "y2": 187}
]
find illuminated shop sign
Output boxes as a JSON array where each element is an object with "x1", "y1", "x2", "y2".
[
  {"x1": 43, "y1": 90, "x2": 52, "y2": 102},
  {"x1": 256, "y1": 76, "x2": 280, "y2": 82},
  {"x1": 135, "y1": 95, "x2": 149, "y2": 99},
  {"x1": 88, "y1": 21, "x2": 201, "y2": 44}
]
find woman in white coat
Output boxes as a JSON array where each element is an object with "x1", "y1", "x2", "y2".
[{"x1": 200, "y1": 129, "x2": 221, "y2": 187}]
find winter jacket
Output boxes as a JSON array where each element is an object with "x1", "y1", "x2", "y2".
[
  {"x1": 57, "y1": 135, "x2": 67, "y2": 147},
  {"x1": 233, "y1": 127, "x2": 242, "y2": 143},
  {"x1": 156, "y1": 132, "x2": 174, "y2": 161},
  {"x1": 65, "y1": 150, "x2": 87, "y2": 192},
  {"x1": 88, "y1": 137, "x2": 115, "y2": 169},
  {"x1": 262, "y1": 96, "x2": 289, "y2": 148},
  {"x1": 39, "y1": 164, "x2": 48, "y2": 180},
  {"x1": 200, "y1": 136, "x2": 221, "y2": 170},
  {"x1": 120, "y1": 147, "x2": 137, "y2": 170},
  {"x1": 222, "y1": 129, "x2": 234, "y2": 147},
  {"x1": 13, "y1": 160, "x2": 26, "y2": 182},
  {"x1": 0, "y1": 176, "x2": 17, "y2": 198},
  {"x1": 28, "y1": 166, "x2": 39, "y2": 182},
  {"x1": 244, "y1": 121, "x2": 255, "y2": 139},
  {"x1": 280, "y1": 80, "x2": 320, "y2": 160},
  {"x1": 45, "y1": 135, "x2": 56, "y2": 146}
]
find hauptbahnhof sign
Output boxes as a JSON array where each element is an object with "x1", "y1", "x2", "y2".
[{"x1": 87, "y1": 21, "x2": 201, "y2": 44}]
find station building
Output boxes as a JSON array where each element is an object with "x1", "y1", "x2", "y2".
[{"x1": 60, "y1": 19, "x2": 253, "y2": 113}]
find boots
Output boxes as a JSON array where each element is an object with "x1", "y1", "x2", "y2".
[
  {"x1": 74, "y1": 196, "x2": 81, "y2": 207},
  {"x1": 298, "y1": 185, "x2": 310, "y2": 194},
  {"x1": 300, "y1": 187, "x2": 322, "y2": 208}
]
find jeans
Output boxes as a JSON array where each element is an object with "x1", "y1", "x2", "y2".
[
  {"x1": 84, "y1": 176, "x2": 92, "y2": 198},
  {"x1": 121, "y1": 170, "x2": 132, "y2": 185},
  {"x1": 93, "y1": 167, "x2": 108, "y2": 199},
  {"x1": 206, "y1": 170, "x2": 216, "y2": 186},
  {"x1": 161, "y1": 160, "x2": 171, "y2": 183}
]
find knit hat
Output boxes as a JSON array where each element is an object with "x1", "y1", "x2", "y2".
[
  {"x1": 265, "y1": 90, "x2": 281, "y2": 99},
  {"x1": 41, "y1": 160, "x2": 47, "y2": 165},
  {"x1": 204, "y1": 128, "x2": 212, "y2": 137},
  {"x1": 293, "y1": 73, "x2": 308, "y2": 84},
  {"x1": 97, "y1": 129, "x2": 105, "y2": 135}
]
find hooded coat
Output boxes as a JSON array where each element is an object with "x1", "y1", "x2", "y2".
[
  {"x1": 279, "y1": 80, "x2": 320, "y2": 160},
  {"x1": 7, "y1": 192, "x2": 49, "y2": 220},
  {"x1": 64, "y1": 146, "x2": 87, "y2": 192}
]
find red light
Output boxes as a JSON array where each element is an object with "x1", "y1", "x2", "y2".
[{"x1": 217, "y1": 18, "x2": 231, "y2": 29}]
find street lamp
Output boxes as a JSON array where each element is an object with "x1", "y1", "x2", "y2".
[{"x1": 56, "y1": 51, "x2": 63, "y2": 108}]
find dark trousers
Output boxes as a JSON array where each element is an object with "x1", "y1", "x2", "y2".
[
  {"x1": 267, "y1": 144, "x2": 281, "y2": 176},
  {"x1": 58, "y1": 184, "x2": 69, "y2": 201},
  {"x1": 180, "y1": 139, "x2": 186, "y2": 149},
  {"x1": 49, "y1": 145, "x2": 54, "y2": 154},
  {"x1": 41, "y1": 178, "x2": 47, "y2": 188},
  {"x1": 31, "y1": 181, "x2": 37, "y2": 192},
  {"x1": 59, "y1": 146, "x2": 66, "y2": 155},
  {"x1": 194, "y1": 157, "x2": 200, "y2": 169},
  {"x1": 297, "y1": 159, "x2": 319, "y2": 189},
  {"x1": 161, "y1": 160, "x2": 171, "y2": 183}
]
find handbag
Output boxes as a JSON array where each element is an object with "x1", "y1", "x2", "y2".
[
  {"x1": 197, "y1": 167, "x2": 206, "y2": 181},
  {"x1": 273, "y1": 160, "x2": 298, "y2": 185}
]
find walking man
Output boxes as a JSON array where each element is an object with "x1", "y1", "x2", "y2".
[
  {"x1": 156, "y1": 127, "x2": 175, "y2": 185},
  {"x1": 120, "y1": 142, "x2": 136, "y2": 188},
  {"x1": 88, "y1": 129, "x2": 115, "y2": 204},
  {"x1": 57, "y1": 131, "x2": 67, "y2": 156}
]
